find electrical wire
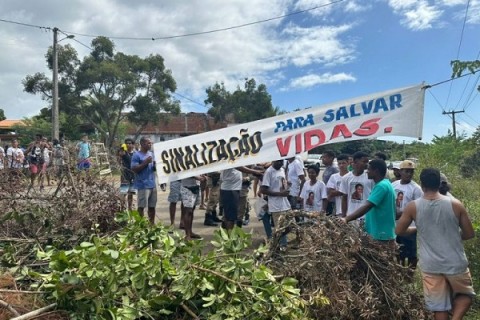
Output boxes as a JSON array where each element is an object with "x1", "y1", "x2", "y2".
[
  {"x1": 0, "y1": 18, "x2": 51, "y2": 30},
  {"x1": 58, "y1": 29, "x2": 92, "y2": 50},
  {"x1": 445, "y1": 0, "x2": 471, "y2": 109},
  {"x1": 423, "y1": 69, "x2": 479, "y2": 89},
  {"x1": 173, "y1": 92, "x2": 207, "y2": 108},
  {"x1": 1, "y1": 1, "x2": 344, "y2": 41}
]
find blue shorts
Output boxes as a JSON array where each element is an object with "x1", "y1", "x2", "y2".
[{"x1": 77, "y1": 159, "x2": 91, "y2": 170}]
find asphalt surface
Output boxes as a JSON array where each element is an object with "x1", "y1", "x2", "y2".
[{"x1": 152, "y1": 186, "x2": 267, "y2": 248}]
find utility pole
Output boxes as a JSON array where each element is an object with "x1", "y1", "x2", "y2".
[
  {"x1": 442, "y1": 110, "x2": 464, "y2": 140},
  {"x1": 52, "y1": 27, "x2": 59, "y2": 140}
]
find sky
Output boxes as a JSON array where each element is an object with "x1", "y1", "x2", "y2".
[{"x1": 1, "y1": 0, "x2": 479, "y2": 143}]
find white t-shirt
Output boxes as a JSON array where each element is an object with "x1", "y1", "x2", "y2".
[
  {"x1": 300, "y1": 180, "x2": 327, "y2": 212},
  {"x1": 220, "y1": 168, "x2": 242, "y2": 191},
  {"x1": 7, "y1": 147, "x2": 24, "y2": 169},
  {"x1": 326, "y1": 172, "x2": 346, "y2": 216},
  {"x1": 262, "y1": 166, "x2": 291, "y2": 213},
  {"x1": 339, "y1": 171, "x2": 374, "y2": 216},
  {"x1": 43, "y1": 147, "x2": 51, "y2": 164},
  {"x1": 0, "y1": 147, "x2": 4, "y2": 169},
  {"x1": 391, "y1": 180, "x2": 423, "y2": 226},
  {"x1": 287, "y1": 158, "x2": 304, "y2": 197}
]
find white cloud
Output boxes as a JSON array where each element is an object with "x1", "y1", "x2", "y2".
[
  {"x1": 283, "y1": 72, "x2": 356, "y2": 90},
  {"x1": 389, "y1": 0, "x2": 443, "y2": 30},
  {"x1": 281, "y1": 24, "x2": 356, "y2": 67},
  {"x1": 344, "y1": 1, "x2": 369, "y2": 13},
  {"x1": 438, "y1": 0, "x2": 467, "y2": 6},
  {"x1": 402, "y1": 2, "x2": 443, "y2": 30}
]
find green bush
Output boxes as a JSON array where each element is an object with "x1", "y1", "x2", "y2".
[{"x1": 32, "y1": 211, "x2": 315, "y2": 319}]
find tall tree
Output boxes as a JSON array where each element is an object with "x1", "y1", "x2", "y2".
[
  {"x1": 205, "y1": 78, "x2": 279, "y2": 123},
  {"x1": 23, "y1": 37, "x2": 179, "y2": 148},
  {"x1": 0, "y1": 109, "x2": 6, "y2": 121}
]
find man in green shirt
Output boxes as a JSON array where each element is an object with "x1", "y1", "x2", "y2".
[{"x1": 342, "y1": 159, "x2": 396, "y2": 244}]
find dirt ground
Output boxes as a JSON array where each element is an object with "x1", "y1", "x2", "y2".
[{"x1": 151, "y1": 186, "x2": 267, "y2": 249}]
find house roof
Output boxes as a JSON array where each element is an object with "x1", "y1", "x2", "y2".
[
  {"x1": 0, "y1": 119, "x2": 24, "y2": 129},
  {"x1": 126, "y1": 112, "x2": 228, "y2": 135}
]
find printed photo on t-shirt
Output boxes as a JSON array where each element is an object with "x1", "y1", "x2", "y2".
[
  {"x1": 351, "y1": 183, "x2": 364, "y2": 201},
  {"x1": 395, "y1": 190, "x2": 404, "y2": 209},
  {"x1": 305, "y1": 191, "x2": 315, "y2": 209},
  {"x1": 279, "y1": 176, "x2": 288, "y2": 191}
]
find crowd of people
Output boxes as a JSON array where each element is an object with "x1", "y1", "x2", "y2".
[
  {"x1": 119, "y1": 139, "x2": 475, "y2": 320},
  {"x1": 0, "y1": 133, "x2": 96, "y2": 189},
  {"x1": 3, "y1": 134, "x2": 474, "y2": 318}
]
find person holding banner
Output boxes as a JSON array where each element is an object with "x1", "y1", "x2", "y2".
[
  {"x1": 260, "y1": 159, "x2": 291, "y2": 251},
  {"x1": 220, "y1": 166, "x2": 264, "y2": 230},
  {"x1": 286, "y1": 156, "x2": 306, "y2": 210}
]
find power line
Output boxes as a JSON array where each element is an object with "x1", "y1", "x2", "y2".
[
  {"x1": 173, "y1": 92, "x2": 207, "y2": 108},
  {"x1": 58, "y1": 29, "x2": 92, "y2": 50},
  {"x1": 428, "y1": 90, "x2": 449, "y2": 116},
  {"x1": 424, "y1": 69, "x2": 480, "y2": 89},
  {"x1": 0, "y1": 18, "x2": 51, "y2": 31},
  {"x1": 2, "y1": 1, "x2": 345, "y2": 41},
  {"x1": 464, "y1": 111, "x2": 480, "y2": 126},
  {"x1": 445, "y1": 0, "x2": 471, "y2": 109}
]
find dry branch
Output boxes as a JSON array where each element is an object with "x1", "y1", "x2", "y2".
[
  {"x1": 261, "y1": 210, "x2": 428, "y2": 320},
  {"x1": 11, "y1": 303, "x2": 56, "y2": 320},
  {"x1": 0, "y1": 298, "x2": 21, "y2": 316}
]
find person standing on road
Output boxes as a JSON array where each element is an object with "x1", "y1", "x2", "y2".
[
  {"x1": 76, "y1": 134, "x2": 91, "y2": 170},
  {"x1": 321, "y1": 150, "x2": 339, "y2": 215},
  {"x1": 396, "y1": 168, "x2": 475, "y2": 320},
  {"x1": 220, "y1": 166, "x2": 263, "y2": 230},
  {"x1": 131, "y1": 137, "x2": 157, "y2": 224},
  {"x1": 286, "y1": 156, "x2": 306, "y2": 210},
  {"x1": 25, "y1": 134, "x2": 45, "y2": 188},
  {"x1": 168, "y1": 180, "x2": 182, "y2": 227},
  {"x1": 339, "y1": 151, "x2": 374, "y2": 221},
  {"x1": 119, "y1": 138, "x2": 136, "y2": 211},
  {"x1": 180, "y1": 175, "x2": 205, "y2": 240},
  {"x1": 326, "y1": 154, "x2": 349, "y2": 217},
  {"x1": 391, "y1": 159, "x2": 423, "y2": 270},
  {"x1": 260, "y1": 159, "x2": 291, "y2": 251},
  {"x1": 203, "y1": 171, "x2": 222, "y2": 226},
  {"x1": 343, "y1": 159, "x2": 396, "y2": 246}
]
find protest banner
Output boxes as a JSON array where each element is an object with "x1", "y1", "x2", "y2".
[{"x1": 153, "y1": 83, "x2": 425, "y2": 183}]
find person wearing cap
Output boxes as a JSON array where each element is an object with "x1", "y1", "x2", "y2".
[
  {"x1": 392, "y1": 159, "x2": 423, "y2": 270},
  {"x1": 396, "y1": 168, "x2": 475, "y2": 320},
  {"x1": 390, "y1": 163, "x2": 401, "y2": 181}
]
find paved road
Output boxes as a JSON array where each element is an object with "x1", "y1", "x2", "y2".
[{"x1": 152, "y1": 186, "x2": 267, "y2": 248}]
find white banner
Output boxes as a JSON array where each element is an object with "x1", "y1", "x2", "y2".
[{"x1": 154, "y1": 84, "x2": 425, "y2": 183}]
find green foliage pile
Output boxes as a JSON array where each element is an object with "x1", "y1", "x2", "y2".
[{"x1": 30, "y1": 212, "x2": 312, "y2": 319}]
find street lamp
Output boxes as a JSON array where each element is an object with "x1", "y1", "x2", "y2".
[{"x1": 52, "y1": 28, "x2": 74, "y2": 140}]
